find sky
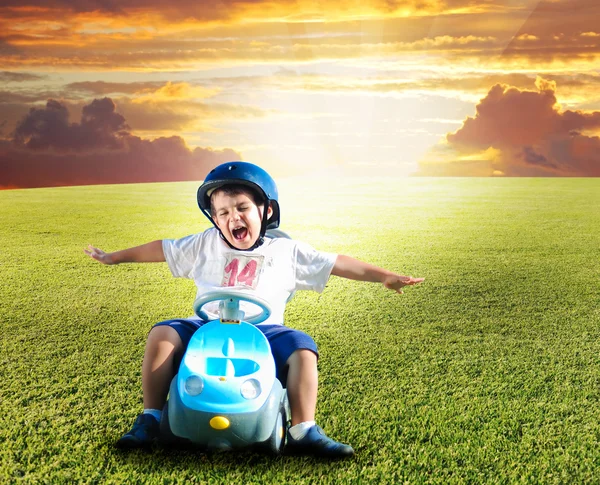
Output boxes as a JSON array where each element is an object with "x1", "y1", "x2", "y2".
[{"x1": 1, "y1": 0, "x2": 600, "y2": 188}]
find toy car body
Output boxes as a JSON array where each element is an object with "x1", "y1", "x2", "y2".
[{"x1": 160, "y1": 289, "x2": 290, "y2": 454}]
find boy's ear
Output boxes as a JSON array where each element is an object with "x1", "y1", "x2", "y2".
[{"x1": 266, "y1": 202, "x2": 274, "y2": 219}]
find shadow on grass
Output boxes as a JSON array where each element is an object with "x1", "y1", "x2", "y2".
[
  {"x1": 108, "y1": 440, "x2": 357, "y2": 471},
  {"x1": 96, "y1": 420, "x2": 357, "y2": 483}
]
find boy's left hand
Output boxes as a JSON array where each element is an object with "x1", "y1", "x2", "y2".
[{"x1": 383, "y1": 275, "x2": 424, "y2": 294}]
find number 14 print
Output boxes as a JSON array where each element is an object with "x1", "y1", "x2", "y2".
[{"x1": 222, "y1": 254, "x2": 263, "y2": 289}]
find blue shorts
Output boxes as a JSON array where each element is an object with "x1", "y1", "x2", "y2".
[{"x1": 153, "y1": 319, "x2": 318, "y2": 387}]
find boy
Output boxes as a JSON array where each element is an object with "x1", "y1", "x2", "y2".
[{"x1": 85, "y1": 161, "x2": 423, "y2": 458}]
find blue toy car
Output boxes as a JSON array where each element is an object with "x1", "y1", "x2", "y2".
[{"x1": 160, "y1": 288, "x2": 290, "y2": 454}]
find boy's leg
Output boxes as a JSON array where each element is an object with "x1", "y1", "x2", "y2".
[
  {"x1": 117, "y1": 324, "x2": 186, "y2": 448},
  {"x1": 284, "y1": 349, "x2": 354, "y2": 457},
  {"x1": 142, "y1": 325, "x2": 184, "y2": 410},
  {"x1": 285, "y1": 349, "x2": 318, "y2": 425},
  {"x1": 259, "y1": 326, "x2": 354, "y2": 458}
]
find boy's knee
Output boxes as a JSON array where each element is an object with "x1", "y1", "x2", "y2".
[
  {"x1": 147, "y1": 325, "x2": 184, "y2": 350},
  {"x1": 287, "y1": 349, "x2": 318, "y2": 366}
]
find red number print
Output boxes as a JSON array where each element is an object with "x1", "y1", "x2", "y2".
[
  {"x1": 223, "y1": 257, "x2": 259, "y2": 288},
  {"x1": 224, "y1": 258, "x2": 239, "y2": 287},
  {"x1": 237, "y1": 260, "x2": 257, "y2": 286}
]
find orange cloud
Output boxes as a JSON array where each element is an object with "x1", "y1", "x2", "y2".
[
  {"x1": 132, "y1": 82, "x2": 219, "y2": 103},
  {"x1": 0, "y1": 1, "x2": 466, "y2": 23},
  {"x1": 0, "y1": 71, "x2": 45, "y2": 82},
  {"x1": 0, "y1": 98, "x2": 241, "y2": 188},
  {"x1": 65, "y1": 81, "x2": 165, "y2": 96},
  {"x1": 418, "y1": 77, "x2": 600, "y2": 176},
  {"x1": 0, "y1": 80, "x2": 270, "y2": 140},
  {"x1": 1, "y1": 1, "x2": 599, "y2": 70}
]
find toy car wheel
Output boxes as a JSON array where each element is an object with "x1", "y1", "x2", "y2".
[
  {"x1": 158, "y1": 401, "x2": 191, "y2": 447},
  {"x1": 264, "y1": 404, "x2": 286, "y2": 455},
  {"x1": 158, "y1": 402, "x2": 177, "y2": 444}
]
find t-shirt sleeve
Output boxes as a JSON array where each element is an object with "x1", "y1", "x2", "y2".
[
  {"x1": 162, "y1": 234, "x2": 200, "y2": 279},
  {"x1": 294, "y1": 241, "x2": 337, "y2": 293}
]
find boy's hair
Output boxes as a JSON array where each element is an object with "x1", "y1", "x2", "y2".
[{"x1": 209, "y1": 184, "x2": 266, "y2": 216}]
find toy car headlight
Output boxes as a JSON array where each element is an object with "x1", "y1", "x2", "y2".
[
  {"x1": 184, "y1": 375, "x2": 204, "y2": 396},
  {"x1": 240, "y1": 379, "x2": 261, "y2": 399}
]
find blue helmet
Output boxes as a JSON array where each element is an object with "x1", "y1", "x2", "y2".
[{"x1": 197, "y1": 161, "x2": 280, "y2": 250}]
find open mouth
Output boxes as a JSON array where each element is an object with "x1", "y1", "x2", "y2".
[{"x1": 232, "y1": 226, "x2": 248, "y2": 240}]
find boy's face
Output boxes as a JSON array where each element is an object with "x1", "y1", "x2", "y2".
[{"x1": 211, "y1": 190, "x2": 273, "y2": 250}]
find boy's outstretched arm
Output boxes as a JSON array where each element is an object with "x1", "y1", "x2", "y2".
[
  {"x1": 84, "y1": 240, "x2": 165, "y2": 265},
  {"x1": 331, "y1": 255, "x2": 424, "y2": 294}
]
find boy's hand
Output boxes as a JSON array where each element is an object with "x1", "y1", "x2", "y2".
[
  {"x1": 383, "y1": 275, "x2": 424, "y2": 294},
  {"x1": 84, "y1": 245, "x2": 115, "y2": 265}
]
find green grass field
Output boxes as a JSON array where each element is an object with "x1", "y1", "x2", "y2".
[{"x1": 1, "y1": 177, "x2": 599, "y2": 484}]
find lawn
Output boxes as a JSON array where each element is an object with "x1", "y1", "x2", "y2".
[{"x1": 1, "y1": 177, "x2": 599, "y2": 484}]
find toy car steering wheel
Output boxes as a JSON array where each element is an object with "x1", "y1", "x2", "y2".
[{"x1": 193, "y1": 289, "x2": 272, "y2": 325}]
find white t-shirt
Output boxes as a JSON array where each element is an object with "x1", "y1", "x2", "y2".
[{"x1": 162, "y1": 228, "x2": 337, "y2": 325}]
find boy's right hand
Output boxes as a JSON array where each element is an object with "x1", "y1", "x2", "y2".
[{"x1": 84, "y1": 245, "x2": 115, "y2": 265}]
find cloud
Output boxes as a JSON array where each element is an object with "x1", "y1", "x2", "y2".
[
  {"x1": 0, "y1": 98, "x2": 241, "y2": 188},
  {"x1": 65, "y1": 81, "x2": 165, "y2": 96},
  {"x1": 0, "y1": 71, "x2": 45, "y2": 82},
  {"x1": 114, "y1": 82, "x2": 264, "y2": 132},
  {"x1": 2, "y1": 1, "x2": 599, "y2": 71},
  {"x1": 13, "y1": 98, "x2": 129, "y2": 151},
  {"x1": 516, "y1": 34, "x2": 538, "y2": 41},
  {"x1": 0, "y1": 81, "x2": 269, "y2": 139},
  {"x1": 0, "y1": 1, "x2": 462, "y2": 21},
  {"x1": 0, "y1": 90, "x2": 51, "y2": 104},
  {"x1": 501, "y1": 0, "x2": 600, "y2": 63},
  {"x1": 187, "y1": 71, "x2": 600, "y2": 109},
  {"x1": 115, "y1": 100, "x2": 199, "y2": 132},
  {"x1": 418, "y1": 77, "x2": 600, "y2": 176},
  {"x1": 132, "y1": 82, "x2": 219, "y2": 102}
]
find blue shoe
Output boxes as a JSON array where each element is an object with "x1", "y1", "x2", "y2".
[
  {"x1": 116, "y1": 413, "x2": 160, "y2": 449},
  {"x1": 285, "y1": 425, "x2": 354, "y2": 458}
]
